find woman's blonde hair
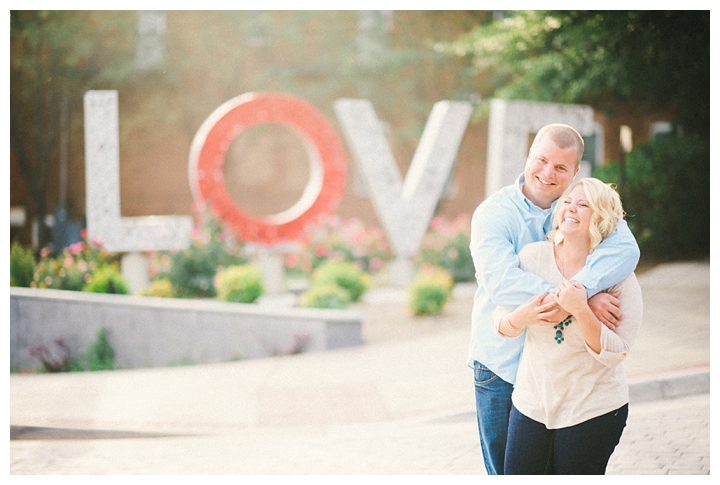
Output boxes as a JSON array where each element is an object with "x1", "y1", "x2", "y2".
[{"x1": 548, "y1": 178, "x2": 625, "y2": 253}]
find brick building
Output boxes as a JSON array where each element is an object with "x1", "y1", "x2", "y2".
[{"x1": 9, "y1": 11, "x2": 672, "y2": 252}]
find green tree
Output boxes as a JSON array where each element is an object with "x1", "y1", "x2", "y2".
[
  {"x1": 10, "y1": 11, "x2": 136, "y2": 250},
  {"x1": 441, "y1": 10, "x2": 709, "y2": 138}
]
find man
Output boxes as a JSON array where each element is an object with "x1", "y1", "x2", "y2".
[{"x1": 468, "y1": 123, "x2": 640, "y2": 475}]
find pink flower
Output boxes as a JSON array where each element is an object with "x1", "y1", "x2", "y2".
[
  {"x1": 285, "y1": 253, "x2": 299, "y2": 268},
  {"x1": 68, "y1": 241, "x2": 84, "y2": 255},
  {"x1": 430, "y1": 217, "x2": 443, "y2": 231},
  {"x1": 351, "y1": 246, "x2": 367, "y2": 258},
  {"x1": 369, "y1": 257, "x2": 385, "y2": 272}
]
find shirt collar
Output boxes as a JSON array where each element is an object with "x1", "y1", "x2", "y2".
[{"x1": 515, "y1": 173, "x2": 556, "y2": 213}]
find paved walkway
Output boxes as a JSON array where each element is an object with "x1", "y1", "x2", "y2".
[{"x1": 9, "y1": 262, "x2": 710, "y2": 475}]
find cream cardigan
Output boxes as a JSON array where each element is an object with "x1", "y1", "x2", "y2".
[{"x1": 493, "y1": 241, "x2": 643, "y2": 429}]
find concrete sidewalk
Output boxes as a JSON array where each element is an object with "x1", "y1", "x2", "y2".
[{"x1": 9, "y1": 261, "x2": 710, "y2": 475}]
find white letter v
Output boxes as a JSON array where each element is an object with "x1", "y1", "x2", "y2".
[{"x1": 333, "y1": 98, "x2": 472, "y2": 259}]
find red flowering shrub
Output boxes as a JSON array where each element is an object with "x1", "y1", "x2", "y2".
[
  {"x1": 285, "y1": 215, "x2": 392, "y2": 277},
  {"x1": 416, "y1": 214, "x2": 474, "y2": 283},
  {"x1": 31, "y1": 229, "x2": 119, "y2": 291}
]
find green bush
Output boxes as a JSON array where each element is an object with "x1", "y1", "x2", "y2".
[
  {"x1": 82, "y1": 266, "x2": 129, "y2": 294},
  {"x1": 162, "y1": 205, "x2": 249, "y2": 298},
  {"x1": 408, "y1": 265, "x2": 454, "y2": 316},
  {"x1": 215, "y1": 265, "x2": 264, "y2": 303},
  {"x1": 310, "y1": 260, "x2": 370, "y2": 303},
  {"x1": 594, "y1": 135, "x2": 709, "y2": 260},
  {"x1": 167, "y1": 244, "x2": 223, "y2": 298},
  {"x1": 143, "y1": 278, "x2": 175, "y2": 298},
  {"x1": 10, "y1": 241, "x2": 35, "y2": 287},
  {"x1": 300, "y1": 284, "x2": 351, "y2": 309},
  {"x1": 84, "y1": 327, "x2": 115, "y2": 371}
]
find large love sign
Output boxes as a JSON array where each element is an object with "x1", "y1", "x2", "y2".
[
  {"x1": 84, "y1": 90, "x2": 471, "y2": 262},
  {"x1": 188, "y1": 92, "x2": 348, "y2": 245}
]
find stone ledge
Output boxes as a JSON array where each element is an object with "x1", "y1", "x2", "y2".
[
  {"x1": 10, "y1": 287, "x2": 364, "y2": 371},
  {"x1": 628, "y1": 368, "x2": 710, "y2": 403}
]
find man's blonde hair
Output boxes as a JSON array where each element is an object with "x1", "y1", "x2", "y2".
[
  {"x1": 548, "y1": 177, "x2": 625, "y2": 252},
  {"x1": 531, "y1": 123, "x2": 585, "y2": 167}
]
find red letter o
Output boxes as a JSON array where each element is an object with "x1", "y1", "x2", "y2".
[{"x1": 189, "y1": 92, "x2": 347, "y2": 245}]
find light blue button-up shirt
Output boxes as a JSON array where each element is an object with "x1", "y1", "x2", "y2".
[{"x1": 467, "y1": 175, "x2": 640, "y2": 384}]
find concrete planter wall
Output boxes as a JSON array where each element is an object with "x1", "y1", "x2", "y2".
[{"x1": 10, "y1": 287, "x2": 364, "y2": 372}]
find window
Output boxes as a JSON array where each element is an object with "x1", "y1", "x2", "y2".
[{"x1": 136, "y1": 10, "x2": 166, "y2": 69}]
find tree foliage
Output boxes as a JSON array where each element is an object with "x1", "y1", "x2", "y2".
[
  {"x1": 10, "y1": 11, "x2": 136, "y2": 247},
  {"x1": 442, "y1": 10, "x2": 709, "y2": 138},
  {"x1": 594, "y1": 135, "x2": 709, "y2": 260}
]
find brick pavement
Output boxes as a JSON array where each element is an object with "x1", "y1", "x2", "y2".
[{"x1": 607, "y1": 393, "x2": 710, "y2": 475}]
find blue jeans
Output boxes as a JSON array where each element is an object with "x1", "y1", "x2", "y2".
[
  {"x1": 473, "y1": 360, "x2": 513, "y2": 475},
  {"x1": 504, "y1": 403, "x2": 628, "y2": 474}
]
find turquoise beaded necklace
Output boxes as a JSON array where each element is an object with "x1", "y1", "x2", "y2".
[{"x1": 554, "y1": 315, "x2": 572, "y2": 344}]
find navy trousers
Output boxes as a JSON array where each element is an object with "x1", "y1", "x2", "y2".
[{"x1": 504, "y1": 403, "x2": 628, "y2": 475}]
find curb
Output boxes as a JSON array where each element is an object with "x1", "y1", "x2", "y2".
[{"x1": 628, "y1": 368, "x2": 710, "y2": 403}]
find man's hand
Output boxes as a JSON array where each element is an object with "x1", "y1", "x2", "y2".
[{"x1": 588, "y1": 291, "x2": 622, "y2": 330}]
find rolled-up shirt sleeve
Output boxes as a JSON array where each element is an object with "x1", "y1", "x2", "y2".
[{"x1": 584, "y1": 272, "x2": 644, "y2": 367}]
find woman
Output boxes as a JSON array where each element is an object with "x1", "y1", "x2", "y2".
[{"x1": 493, "y1": 178, "x2": 643, "y2": 474}]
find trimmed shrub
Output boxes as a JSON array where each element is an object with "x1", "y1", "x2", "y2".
[
  {"x1": 215, "y1": 265, "x2": 264, "y2": 303},
  {"x1": 143, "y1": 278, "x2": 175, "y2": 298},
  {"x1": 300, "y1": 284, "x2": 351, "y2": 309},
  {"x1": 10, "y1": 241, "x2": 35, "y2": 287},
  {"x1": 310, "y1": 260, "x2": 370, "y2": 303},
  {"x1": 82, "y1": 266, "x2": 129, "y2": 294},
  {"x1": 408, "y1": 265, "x2": 454, "y2": 316}
]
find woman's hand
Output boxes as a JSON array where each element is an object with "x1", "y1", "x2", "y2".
[
  {"x1": 552, "y1": 279, "x2": 589, "y2": 316},
  {"x1": 554, "y1": 279, "x2": 605, "y2": 354}
]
